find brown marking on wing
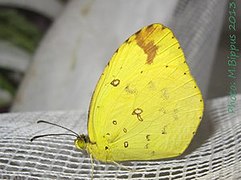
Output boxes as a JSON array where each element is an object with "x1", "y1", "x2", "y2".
[{"x1": 135, "y1": 25, "x2": 158, "y2": 64}]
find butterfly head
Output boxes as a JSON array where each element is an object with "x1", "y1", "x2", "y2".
[
  {"x1": 74, "y1": 134, "x2": 89, "y2": 150},
  {"x1": 31, "y1": 120, "x2": 88, "y2": 151}
]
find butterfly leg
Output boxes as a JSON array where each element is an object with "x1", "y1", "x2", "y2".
[
  {"x1": 111, "y1": 161, "x2": 148, "y2": 173},
  {"x1": 111, "y1": 161, "x2": 135, "y2": 172},
  {"x1": 90, "y1": 154, "x2": 94, "y2": 180}
]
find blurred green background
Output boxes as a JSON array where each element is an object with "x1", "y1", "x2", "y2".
[{"x1": 0, "y1": 3, "x2": 54, "y2": 112}]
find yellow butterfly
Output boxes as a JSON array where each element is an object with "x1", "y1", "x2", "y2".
[{"x1": 32, "y1": 23, "x2": 204, "y2": 163}]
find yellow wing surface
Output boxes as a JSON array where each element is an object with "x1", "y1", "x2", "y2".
[{"x1": 87, "y1": 23, "x2": 204, "y2": 162}]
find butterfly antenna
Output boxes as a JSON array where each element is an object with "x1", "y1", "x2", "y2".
[
  {"x1": 37, "y1": 120, "x2": 79, "y2": 137},
  {"x1": 30, "y1": 120, "x2": 80, "y2": 142},
  {"x1": 30, "y1": 133, "x2": 77, "y2": 142}
]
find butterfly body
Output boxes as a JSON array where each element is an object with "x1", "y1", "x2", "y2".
[{"x1": 75, "y1": 23, "x2": 204, "y2": 162}]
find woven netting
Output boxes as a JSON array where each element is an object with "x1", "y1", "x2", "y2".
[{"x1": 0, "y1": 95, "x2": 241, "y2": 179}]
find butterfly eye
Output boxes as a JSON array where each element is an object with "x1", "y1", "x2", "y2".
[{"x1": 74, "y1": 138, "x2": 86, "y2": 149}]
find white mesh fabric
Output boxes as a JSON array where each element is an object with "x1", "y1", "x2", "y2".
[{"x1": 0, "y1": 95, "x2": 241, "y2": 179}]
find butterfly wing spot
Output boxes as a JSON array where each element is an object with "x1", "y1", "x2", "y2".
[
  {"x1": 161, "y1": 126, "x2": 167, "y2": 135},
  {"x1": 105, "y1": 146, "x2": 109, "y2": 150},
  {"x1": 173, "y1": 109, "x2": 179, "y2": 120},
  {"x1": 103, "y1": 133, "x2": 112, "y2": 144},
  {"x1": 161, "y1": 88, "x2": 169, "y2": 100},
  {"x1": 110, "y1": 79, "x2": 120, "y2": 87},
  {"x1": 135, "y1": 26, "x2": 158, "y2": 64},
  {"x1": 146, "y1": 135, "x2": 150, "y2": 141},
  {"x1": 144, "y1": 143, "x2": 149, "y2": 149},
  {"x1": 123, "y1": 128, "x2": 127, "y2": 133},
  {"x1": 112, "y1": 120, "x2": 117, "y2": 125},
  {"x1": 103, "y1": 132, "x2": 111, "y2": 139},
  {"x1": 124, "y1": 141, "x2": 129, "y2": 148},
  {"x1": 132, "y1": 108, "x2": 143, "y2": 114},
  {"x1": 124, "y1": 37, "x2": 131, "y2": 44},
  {"x1": 132, "y1": 108, "x2": 144, "y2": 121},
  {"x1": 148, "y1": 81, "x2": 156, "y2": 90},
  {"x1": 159, "y1": 107, "x2": 167, "y2": 114},
  {"x1": 125, "y1": 85, "x2": 137, "y2": 94},
  {"x1": 137, "y1": 115, "x2": 143, "y2": 121},
  {"x1": 115, "y1": 48, "x2": 119, "y2": 54}
]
